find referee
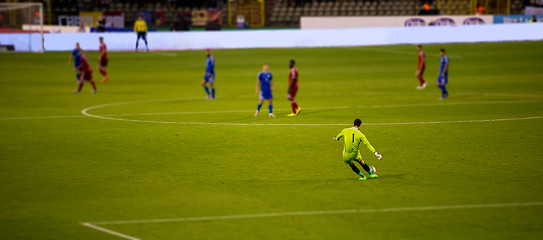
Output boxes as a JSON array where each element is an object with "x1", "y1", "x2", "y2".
[{"x1": 134, "y1": 16, "x2": 148, "y2": 51}]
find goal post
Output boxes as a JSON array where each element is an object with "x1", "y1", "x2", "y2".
[{"x1": 0, "y1": 2, "x2": 44, "y2": 52}]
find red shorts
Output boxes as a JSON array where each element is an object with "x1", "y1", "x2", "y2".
[
  {"x1": 289, "y1": 87, "x2": 298, "y2": 99},
  {"x1": 81, "y1": 70, "x2": 93, "y2": 81},
  {"x1": 100, "y1": 57, "x2": 108, "y2": 67}
]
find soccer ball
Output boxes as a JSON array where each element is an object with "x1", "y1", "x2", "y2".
[{"x1": 370, "y1": 166, "x2": 376, "y2": 174}]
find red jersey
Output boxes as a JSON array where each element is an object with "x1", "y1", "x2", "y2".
[
  {"x1": 99, "y1": 43, "x2": 108, "y2": 60},
  {"x1": 417, "y1": 50, "x2": 426, "y2": 69},
  {"x1": 289, "y1": 67, "x2": 299, "y2": 89},
  {"x1": 80, "y1": 55, "x2": 92, "y2": 73}
]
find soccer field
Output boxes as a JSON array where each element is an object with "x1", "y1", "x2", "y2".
[{"x1": 1, "y1": 41, "x2": 543, "y2": 240}]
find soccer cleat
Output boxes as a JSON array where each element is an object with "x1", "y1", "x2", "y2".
[
  {"x1": 287, "y1": 113, "x2": 297, "y2": 117},
  {"x1": 369, "y1": 174, "x2": 379, "y2": 179},
  {"x1": 295, "y1": 107, "x2": 302, "y2": 115},
  {"x1": 422, "y1": 82, "x2": 427, "y2": 88},
  {"x1": 206, "y1": 95, "x2": 211, "y2": 100},
  {"x1": 358, "y1": 176, "x2": 368, "y2": 181},
  {"x1": 101, "y1": 76, "x2": 108, "y2": 83},
  {"x1": 438, "y1": 97, "x2": 445, "y2": 101},
  {"x1": 73, "y1": 89, "x2": 80, "y2": 93},
  {"x1": 269, "y1": 113, "x2": 276, "y2": 118},
  {"x1": 92, "y1": 89, "x2": 98, "y2": 93},
  {"x1": 254, "y1": 111, "x2": 259, "y2": 117}
]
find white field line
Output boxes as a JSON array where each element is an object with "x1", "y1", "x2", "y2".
[
  {"x1": 86, "y1": 201, "x2": 543, "y2": 226},
  {"x1": 81, "y1": 222, "x2": 140, "y2": 240},
  {"x1": 0, "y1": 99, "x2": 540, "y2": 121},
  {"x1": 79, "y1": 99, "x2": 543, "y2": 126}
]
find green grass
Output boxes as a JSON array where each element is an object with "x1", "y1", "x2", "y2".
[{"x1": 1, "y1": 41, "x2": 543, "y2": 240}]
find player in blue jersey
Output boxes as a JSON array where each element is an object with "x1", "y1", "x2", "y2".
[
  {"x1": 202, "y1": 49, "x2": 215, "y2": 100},
  {"x1": 437, "y1": 48, "x2": 449, "y2": 100},
  {"x1": 255, "y1": 64, "x2": 275, "y2": 117},
  {"x1": 68, "y1": 42, "x2": 82, "y2": 83}
]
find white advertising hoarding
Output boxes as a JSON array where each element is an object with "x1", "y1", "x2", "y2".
[{"x1": 301, "y1": 15, "x2": 494, "y2": 29}]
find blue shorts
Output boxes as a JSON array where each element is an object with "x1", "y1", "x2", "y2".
[
  {"x1": 259, "y1": 91, "x2": 273, "y2": 100},
  {"x1": 203, "y1": 73, "x2": 214, "y2": 83},
  {"x1": 437, "y1": 75, "x2": 448, "y2": 85}
]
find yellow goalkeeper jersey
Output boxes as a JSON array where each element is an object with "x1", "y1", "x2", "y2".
[
  {"x1": 134, "y1": 19, "x2": 148, "y2": 32},
  {"x1": 336, "y1": 127, "x2": 376, "y2": 154}
]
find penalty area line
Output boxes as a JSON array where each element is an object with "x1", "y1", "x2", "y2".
[
  {"x1": 86, "y1": 201, "x2": 543, "y2": 226},
  {"x1": 81, "y1": 222, "x2": 140, "y2": 240}
]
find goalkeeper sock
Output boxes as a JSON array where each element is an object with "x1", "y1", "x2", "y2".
[
  {"x1": 360, "y1": 162, "x2": 372, "y2": 174},
  {"x1": 350, "y1": 164, "x2": 363, "y2": 177}
]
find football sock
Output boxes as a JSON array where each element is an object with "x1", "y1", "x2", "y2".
[
  {"x1": 211, "y1": 87, "x2": 215, "y2": 98},
  {"x1": 99, "y1": 69, "x2": 107, "y2": 76},
  {"x1": 268, "y1": 104, "x2": 273, "y2": 114},
  {"x1": 350, "y1": 164, "x2": 363, "y2": 177},
  {"x1": 135, "y1": 40, "x2": 139, "y2": 50},
  {"x1": 291, "y1": 102, "x2": 298, "y2": 113},
  {"x1": 90, "y1": 80, "x2": 97, "y2": 90},
  {"x1": 257, "y1": 103, "x2": 262, "y2": 111},
  {"x1": 418, "y1": 76, "x2": 425, "y2": 85},
  {"x1": 360, "y1": 162, "x2": 373, "y2": 174},
  {"x1": 77, "y1": 81, "x2": 84, "y2": 91},
  {"x1": 204, "y1": 86, "x2": 210, "y2": 96},
  {"x1": 439, "y1": 85, "x2": 448, "y2": 98},
  {"x1": 76, "y1": 73, "x2": 81, "y2": 81}
]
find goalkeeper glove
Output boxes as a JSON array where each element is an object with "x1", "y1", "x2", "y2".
[{"x1": 374, "y1": 152, "x2": 382, "y2": 160}]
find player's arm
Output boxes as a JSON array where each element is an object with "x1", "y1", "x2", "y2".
[
  {"x1": 133, "y1": 22, "x2": 137, "y2": 32},
  {"x1": 288, "y1": 74, "x2": 297, "y2": 94},
  {"x1": 255, "y1": 78, "x2": 260, "y2": 95},
  {"x1": 205, "y1": 64, "x2": 212, "y2": 77},
  {"x1": 442, "y1": 61, "x2": 448, "y2": 77},
  {"x1": 333, "y1": 130, "x2": 344, "y2": 141},
  {"x1": 99, "y1": 46, "x2": 106, "y2": 60},
  {"x1": 360, "y1": 134, "x2": 382, "y2": 160}
]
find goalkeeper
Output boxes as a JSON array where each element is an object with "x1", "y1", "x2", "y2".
[{"x1": 333, "y1": 118, "x2": 382, "y2": 181}]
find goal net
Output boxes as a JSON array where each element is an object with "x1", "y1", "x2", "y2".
[{"x1": 0, "y1": 2, "x2": 44, "y2": 52}]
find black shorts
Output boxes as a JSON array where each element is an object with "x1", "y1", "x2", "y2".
[{"x1": 137, "y1": 32, "x2": 147, "y2": 41}]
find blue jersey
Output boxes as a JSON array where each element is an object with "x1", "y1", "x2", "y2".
[
  {"x1": 258, "y1": 72, "x2": 272, "y2": 92},
  {"x1": 72, "y1": 48, "x2": 81, "y2": 67},
  {"x1": 205, "y1": 56, "x2": 215, "y2": 74},
  {"x1": 439, "y1": 56, "x2": 449, "y2": 76}
]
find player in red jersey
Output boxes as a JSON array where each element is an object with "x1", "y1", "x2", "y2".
[
  {"x1": 74, "y1": 51, "x2": 98, "y2": 93},
  {"x1": 416, "y1": 45, "x2": 427, "y2": 89},
  {"x1": 287, "y1": 59, "x2": 301, "y2": 117},
  {"x1": 98, "y1": 36, "x2": 109, "y2": 83}
]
